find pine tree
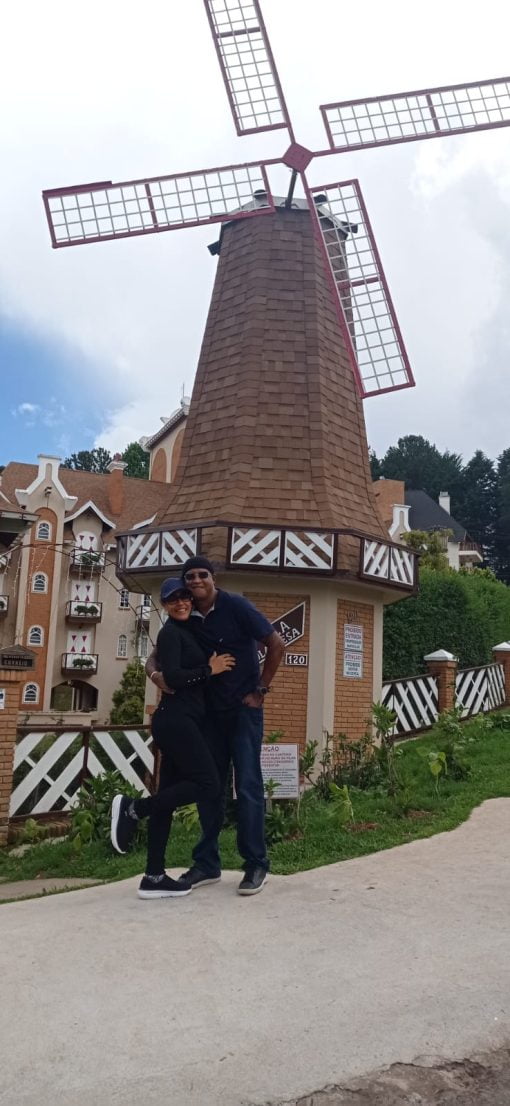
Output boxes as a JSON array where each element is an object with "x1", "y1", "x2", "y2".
[
  {"x1": 454, "y1": 451, "x2": 497, "y2": 565},
  {"x1": 110, "y1": 660, "x2": 145, "y2": 724},
  {"x1": 494, "y1": 448, "x2": 510, "y2": 584},
  {"x1": 122, "y1": 441, "x2": 149, "y2": 479}
]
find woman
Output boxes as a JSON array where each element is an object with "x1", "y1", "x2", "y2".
[{"x1": 110, "y1": 577, "x2": 235, "y2": 898}]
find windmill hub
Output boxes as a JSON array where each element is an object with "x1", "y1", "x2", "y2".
[{"x1": 282, "y1": 142, "x2": 314, "y2": 171}]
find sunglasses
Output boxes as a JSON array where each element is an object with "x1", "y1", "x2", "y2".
[
  {"x1": 184, "y1": 571, "x2": 210, "y2": 581},
  {"x1": 165, "y1": 592, "x2": 192, "y2": 603}
]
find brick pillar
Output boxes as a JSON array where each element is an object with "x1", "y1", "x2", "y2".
[
  {"x1": 424, "y1": 649, "x2": 458, "y2": 713},
  {"x1": 0, "y1": 669, "x2": 23, "y2": 845},
  {"x1": 492, "y1": 642, "x2": 510, "y2": 706}
]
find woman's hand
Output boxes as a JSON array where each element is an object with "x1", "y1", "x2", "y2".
[{"x1": 209, "y1": 651, "x2": 236, "y2": 676}]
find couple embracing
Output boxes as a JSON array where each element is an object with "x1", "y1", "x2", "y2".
[{"x1": 111, "y1": 556, "x2": 285, "y2": 898}]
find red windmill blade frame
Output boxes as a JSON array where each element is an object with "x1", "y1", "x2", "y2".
[{"x1": 42, "y1": 0, "x2": 510, "y2": 400}]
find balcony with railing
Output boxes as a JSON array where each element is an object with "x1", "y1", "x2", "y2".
[
  {"x1": 0, "y1": 595, "x2": 8, "y2": 616},
  {"x1": 61, "y1": 652, "x2": 98, "y2": 676},
  {"x1": 65, "y1": 600, "x2": 102, "y2": 624},
  {"x1": 116, "y1": 520, "x2": 419, "y2": 591},
  {"x1": 136, "y1": 603, "x2": 152, "y2": 626},
  {"x1": 70, "y1": 549, "x2": 106, "y2": 574},
  {"x1": 459, "y1": 540, "x2": 483, "y2": 564}
]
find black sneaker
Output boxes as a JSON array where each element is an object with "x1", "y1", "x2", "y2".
[
  {"x1": 237, "y1": 867, "x2": 268, "y2": 896},
  {"x1": 178, "y1": 866, "x2": 221, "y2": 889},
  {"x1": 138, "y1": 874, "x2": 192, "y2": 899},
  {"x1": 110, "y1": 794, "x2": 138, "y2": 854}
]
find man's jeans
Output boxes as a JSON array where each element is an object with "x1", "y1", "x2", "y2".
[{"x1": 192, "y1": 705, "x2": 268, "y2": 874}]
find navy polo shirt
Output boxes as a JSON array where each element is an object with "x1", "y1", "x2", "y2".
[{"x1": 189, "y1": 590, "x2": 273, "y2": 710}]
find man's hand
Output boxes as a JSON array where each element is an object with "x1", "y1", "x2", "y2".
[
  {"x1": 150, "y1": 671, "x2": 173, "y2": 694},
  {"x1": 242, "y1": 691, "x2": 264, "y2": 709}
]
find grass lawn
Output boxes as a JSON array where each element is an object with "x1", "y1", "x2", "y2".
[{"x1": 1, "y1": 714, "x2": 510, "y2": 889}]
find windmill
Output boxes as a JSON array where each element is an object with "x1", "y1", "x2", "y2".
[{"x1": 42, "y1": 1, "x2": 510, "y2": 402}]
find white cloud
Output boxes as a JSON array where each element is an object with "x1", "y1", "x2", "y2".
[{"x1": 1, "y1": 0, "x2": 510, "y2": 458}]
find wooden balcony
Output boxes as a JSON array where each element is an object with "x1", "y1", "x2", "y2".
[
  {"x1": 61, "y1": 652, "x2": 98, "y2": 676},
  {"x1": 116, "y1": 520, "x2": 419, "y2": 591},
  {"x1": 0, "y1": 595, "x2": 8, "y2": 616},
  {"x1": 65, "y1": 600, "x2": 102, "y2": 624},
  {"x1": 69, "y1": 549, "x2": 106, "y2": 574}
]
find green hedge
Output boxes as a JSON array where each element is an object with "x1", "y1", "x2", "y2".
[{"x1": 383, "y1": 568, "x2": 510, "y2": 680}]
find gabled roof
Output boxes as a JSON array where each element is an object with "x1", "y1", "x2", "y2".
[
  {"x1": 0, "y1": 462, "x2": 169, "y2": 532},
  {"x1": 144, "y1": 404, "x2": 188, "y2": 450},
  {"x1": 405, "y1": 489, "x2": 467, "y2": 543}
]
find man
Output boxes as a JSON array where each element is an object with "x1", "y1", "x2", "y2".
[{"x1": 146, "y1": 555, "x2": 284, "y2": 895}]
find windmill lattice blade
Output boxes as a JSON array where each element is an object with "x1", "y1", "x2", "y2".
[
  {"x1": 43, "y1": 163, "x2": 274, "y2": 248},
  {"x1": 321, "y1": 77, "x2": 510, "y2": 151},
  {"x1": 308, "y1": 181, "x2": 414, "y2": 398},
  {"x1": 203, "y1": 0, "x2": 291, "y2": 135}
]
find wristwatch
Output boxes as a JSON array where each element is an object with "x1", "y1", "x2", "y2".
[{"x1": 256, "y1": 685, "x2": 270, "y2": 696}]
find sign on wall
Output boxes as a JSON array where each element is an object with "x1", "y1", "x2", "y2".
[
  {"x1": 0, "y1": 689, "x2": 5, "y2": 710},
  {"x1": 343, "y1": 623, "x2": 363, "y2": 679},
  {"x1": 285, "y1": 653, "x2": 308, "y2": 667},
  {"x1": 0, "y1": 646, "x2": 35, "y2": 671},
  {"x1": 260, "y1": 743, "x2": 300, "y2": 798},
  {"x1": 258, "y1": 602, "x2": 306, "y2": 663}
]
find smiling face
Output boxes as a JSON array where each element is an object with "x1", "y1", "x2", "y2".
[
  {"x1": 163, "y1": 594, "x2": 193, "y2": 621},
  {"x1": 182, "y1": 568, "x2": 216, "y2": 610}
]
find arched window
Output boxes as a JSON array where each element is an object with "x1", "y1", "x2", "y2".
[
  {"x1": 137, "y1": 630, "x2": 149, "y2": 660},
  {"x1": 22, "y1": 683, "x2": 39, "y2": 705},
  {"x1": 117, "y1": 634, "x2": 128, "y2": 658},
  {"x1": 32, "y1": 572, "x2": 48, "y2": 594},
  {"x1": 28, "y1": 626, "x2": 44, "y2": 647},
  {"x1": 36, "y1": 521, "x2": 51, "y2": 541}
]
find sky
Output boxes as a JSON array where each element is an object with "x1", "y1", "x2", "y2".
[{"x1": 1, "y1": 0, "x2": 510, "y2": 470}]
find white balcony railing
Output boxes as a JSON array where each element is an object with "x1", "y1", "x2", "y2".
[{"x1": 61, "y1": 652, "x2": 98, "y2": 675}]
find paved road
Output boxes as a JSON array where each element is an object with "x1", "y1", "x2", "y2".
[{"x1": 1, "y1": 800, "x2": 509, "y2": 1106}]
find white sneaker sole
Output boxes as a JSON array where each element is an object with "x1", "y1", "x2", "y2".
[
  {"x1": 110, "y1": 794, "x2": 125, "y2": 854},
  {"x1": 138, "y1": 887, "x2": 192, "y2": 899},
  {"x1": 237, "y1": 876, "x2": 267, "y2": 896}
]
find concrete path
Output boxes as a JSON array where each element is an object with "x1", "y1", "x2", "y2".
[
  {"x1": 0, "y1": 877, "x2": 100, "y2": 902},
  {"x1": 1, "y1": 799, "x2": 509, "y2": 1106}
]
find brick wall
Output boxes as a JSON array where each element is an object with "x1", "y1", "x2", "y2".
[
  {"x1": 334, "y1": 599, "x2": 374, "y2": 740},
  {"x1": 21, "y1": 507, "x2": 58, "y2": 711},
  {"x1": 245, "y1": 592, "x2": 310, "y2": 750},
  {"x1": 0, "y1": 670, "x2": 21, "y2": 844}
]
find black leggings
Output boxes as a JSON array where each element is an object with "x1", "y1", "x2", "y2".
[{"x1": 134, "y1": 702, "x2": 219, "y2": 875}]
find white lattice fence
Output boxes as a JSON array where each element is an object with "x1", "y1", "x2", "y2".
[
  {"x1": 381, "y1": 674, "x2": 439, "y2": 736},
  {"x1": 10, "y1": 728, "x2": 154, "y2": 817},
  {"x1": 455, "y1": 663, "x2": 505, "y2": 718}
]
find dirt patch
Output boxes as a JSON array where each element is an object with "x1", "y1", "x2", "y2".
[{"x1": 274, "y1": 1045, "x2": 510, "y2": 1105}]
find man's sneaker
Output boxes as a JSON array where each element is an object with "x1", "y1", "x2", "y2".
[
  {"x1": 110, "y1": 794, "x2": 138, "y2": 854},
  {"x1": 237, "y1": 867, "x2": 268, "y2": 896},
  {"x1": 178, "y1": 866, "x2": 221, "y2": 889},
  {"x1": 138, "y1": 874, "x2": 192, "y2": 899}
]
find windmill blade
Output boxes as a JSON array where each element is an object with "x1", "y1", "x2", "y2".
[
  {"x1": 321, "y1": 77, "x2": 510, "y2": 152},
  {"x1": 43, "y1": 162, "x2": 275, "y2": 248},
  {"x1": 203, "y1": 0, "x2": 292, "y2": 136},
  {"x1": 307, "y1": 180, "x2": 414, "y2": 398}
]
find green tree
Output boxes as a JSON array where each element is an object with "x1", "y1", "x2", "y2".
[
  {"x1": 494, "y1": 448, "x2": 510, "y2": 584},
  {"x1": 380, "y1": 435, "x2": 464, "y2": 504},
  {"x1": 369, "y1": 447, "x2": 382, "y2": 480},
  {"x1": 454, "y1": 450, "x2": 497, "y2": 565},
  {"x1": 400, "y1": 529, "x2": 451, "y2": 571},
  {"x1": 122, "y1": 441, "x2": 149, "y2": 479},
  {"x1": 110, "y1": 660, "x2": 145, "y2": 724},
  {"x1": 62, "y1": 447, "x2": 112, "y2": 473}
]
